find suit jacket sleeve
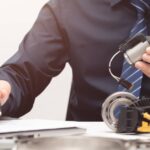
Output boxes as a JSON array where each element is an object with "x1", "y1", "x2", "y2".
[{"x1": 0, "y1": 1, "x2": 69, "y2": 117}]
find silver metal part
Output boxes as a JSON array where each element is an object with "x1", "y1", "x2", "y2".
[
  {"x1": 102, "y1": 92, "x2": 137, "y2": 131},
  {"x1": 17, "y1": 136, "x2": 125, "y2": 150},
  {"x1": 124, "y1": 41, "x2": 150, "y2": 65}
]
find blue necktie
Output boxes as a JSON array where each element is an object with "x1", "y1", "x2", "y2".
[
  {"x1": 114, "y1": 0, "x2": 150, "y2": 118},
  {"x1": 118, "y1": 0, "x2": 150, "y2": 98}
]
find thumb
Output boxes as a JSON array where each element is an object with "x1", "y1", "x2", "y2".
[
  {"x1": 0, "y1": 89, "x2": 10, "y2": 105},
  {"x1": 0, "y1": 80, "x2": 11, "y2": 106}
]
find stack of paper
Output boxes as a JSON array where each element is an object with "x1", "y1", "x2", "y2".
[{"x1": 0, "y1": 119, "x2": 86, "y2": 138}]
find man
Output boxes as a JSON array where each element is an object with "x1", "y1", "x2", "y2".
[{"x1": 0, "y1": 0, "x2": 150, "y2": 121}]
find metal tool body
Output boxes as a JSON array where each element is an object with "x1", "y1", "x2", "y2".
[{"x1": 102, "y1": 92, "x2": 150, "y2": 133}]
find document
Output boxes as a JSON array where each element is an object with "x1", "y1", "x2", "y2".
[{"x1": 0, "y1": 119, "x2": 86, "y2": 138}]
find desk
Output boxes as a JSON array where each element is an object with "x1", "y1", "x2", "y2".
[{"x1": 0, "y1": 121, "x2": 150, "y2": 150}]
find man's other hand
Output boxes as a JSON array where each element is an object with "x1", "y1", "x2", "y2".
[
  {"x1": 0, "y1": 80, "x2": 11, "y2": 106},
  {"x1": 135, "y1": 47, "x2": 150, "y2": 78}
]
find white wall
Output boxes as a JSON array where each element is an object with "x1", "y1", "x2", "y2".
[{"x1": 0, "y1": 0, "x2": 72, "y2": 120}]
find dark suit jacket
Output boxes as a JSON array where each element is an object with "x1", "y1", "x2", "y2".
[{"x1": 1, "y1": 0, "x2": 150, "y2": 121}]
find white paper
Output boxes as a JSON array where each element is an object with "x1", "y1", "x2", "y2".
[
  {"x1": 0, "y1": 119, "x2": 150, "y2": 142},
  {"x1": 0, "y1": 119, "x2": 81, "y2": 133}
]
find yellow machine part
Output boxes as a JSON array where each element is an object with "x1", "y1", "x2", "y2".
[{"x1": 137, "y1": 113, "x2": 150, "y2": 133}]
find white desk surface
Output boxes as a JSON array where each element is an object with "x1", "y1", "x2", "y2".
[
  {"x1": 0, "y1": 119, "x2": 150, "y2": 142},
  {"x1": 0, "y1": 120, "x2": 150, "y2": 150},
  {"x1": 72, "y1": 121, "x2": 150, "y2": 142}
]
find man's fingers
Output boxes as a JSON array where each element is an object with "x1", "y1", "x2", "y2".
[
  {"x1": 146, "y1": 47, "x2": 150, "y2": 55},
  {"x1": 0, "y1": 92, "x2": 3, "y2": 99},
  {"x1": 135, "y1": 47, "x2": 150, "y2": 78},
  {"x1": 0, "y1": 89, "x2": 9, "y2": 105},
  {"x1": 0, "y1": 80, "x2": 11, "y2": 106},
  {"x1": 135, "y1": 61, "x2": 150, "y2": 78},
  {"x1": 142, "y1": 53, "x2": 150, "y2": 63}
]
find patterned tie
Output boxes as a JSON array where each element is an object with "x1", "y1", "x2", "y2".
[{"x1": 118, "y1": 0, "x2": 150, "y2": 98}]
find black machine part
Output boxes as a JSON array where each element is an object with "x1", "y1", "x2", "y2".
[
  {"x1": 102, "y1": 92, "x2": 137, "y2": 131},
  {"x1": 117, "y1": 98, "x2": 150, "y2": 133},
  {"x1": 117, "y1": 107, "x2": 141, "y2": 133}
]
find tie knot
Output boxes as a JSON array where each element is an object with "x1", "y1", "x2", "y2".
[{"x1": 130, "y1": 0, "x2": 150, "y2": 15}]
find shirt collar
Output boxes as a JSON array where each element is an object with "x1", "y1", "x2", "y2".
[{"x1": 109, "y1": 0, "x2": 122, "y2": 7}]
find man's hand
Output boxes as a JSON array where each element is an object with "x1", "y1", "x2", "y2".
[
  {"x1": 0, "y1": 80, "x2": 11, "y2": 106},
  {"x1": 135, "y1": 47, "x2": 150, "y2": 78}
]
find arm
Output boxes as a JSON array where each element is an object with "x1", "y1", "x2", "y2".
[{"x1": 0, "y1": 1, "x2": 69, "y2": 117}]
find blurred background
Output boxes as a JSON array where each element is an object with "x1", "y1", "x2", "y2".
[{"x1": 0, "y1": 0, "x2": 72, "y2": 120}]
